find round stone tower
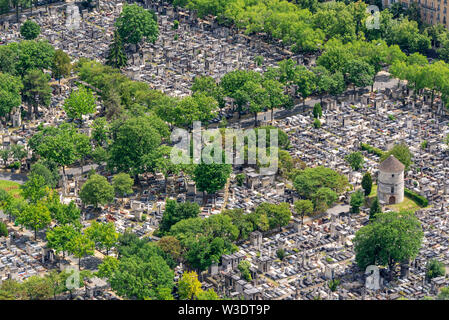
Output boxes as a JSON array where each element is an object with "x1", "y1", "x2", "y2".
[{"x1": 377, "y1": 155, "x2": 404, "y2": 205}]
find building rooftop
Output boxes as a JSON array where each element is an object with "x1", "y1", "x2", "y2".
[{"x1": 379, "y1": 155, "x2": 405, "y2": 173}]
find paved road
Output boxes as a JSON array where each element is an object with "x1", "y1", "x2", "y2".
[{"x1": 0, "y1": 171, "x2": 28, "y2": 184}]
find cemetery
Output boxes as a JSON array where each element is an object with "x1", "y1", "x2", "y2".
[{"x1": 0, "y1": 0, "x2": 448, "y2": 301}]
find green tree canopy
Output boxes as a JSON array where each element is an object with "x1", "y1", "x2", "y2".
[
  {"x1": 354, "y1": 210, "x2": 423, "y2": 274},
  {"x1": 20, "y1": 20, "x2": 40, "y2": 40},
  {"x1": 0, "y1": 72, "x2": 22, "y2": 117},
  {"x1": 159, "y1": 199, "x2": 200, "y2": 235},
  {"x1": 380, "y1": 143, "x2": 413, "y2": 171},
  {"x1": 361, "y1": 172, "x2": 373, "y2": 196},
  {"x1": 64, "y1": 86, "x2": 96, "y2": 120},
  {"x1": 115, "y1": 4, "x2": 159, "y2": 46},
  {"x1": 345, "y1": 151, "x2": 364, "y2": 171},
  {"x1": 79, "y1": 174, "x2": 114, "y2": 208}
]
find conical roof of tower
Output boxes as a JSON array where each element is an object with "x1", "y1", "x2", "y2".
[{"x1": 379, "y1": 155, "x2": 405, "y2": 173}]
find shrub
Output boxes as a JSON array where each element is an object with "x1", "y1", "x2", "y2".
[
  {"x1": 360, "y1": 143, "x2": 384, "y2": 157},
  {"x1": 426, "y1": 259, "x2": 445, "y2": 281},
  {"x1": 404, "y1": 188, "x2": 428, "y2": 207},
  {"x1": 236, "y1": 173, "x2": 245, "y2": 186},
  {"x1": 10, "y1": 161, "x2": 21, "y2": 169},
  {"x1": 0, "y1": 221, "x2": 8, "y2": 237}
]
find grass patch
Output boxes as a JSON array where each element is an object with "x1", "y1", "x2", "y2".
[
  {"x1": 0, "y1": 180, "x2": 22, "y2": 199},
  {"x1": 367, "y1": 184, "x2": 421, "y2": 213}
]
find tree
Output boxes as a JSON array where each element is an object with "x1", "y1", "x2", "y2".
[
  {"x1": 0, "y1": 0, "x2": 9, "y2": 15},
  {"x1": 369, "y1": 196, "x2": 382, "y2": 221},
  {"x1": 328, "y1": 279, "x2": 340, "y2": 292},
  {"x1": 110, "y1": 249, "x2": 174, "y2": 300},
  {"x1": 79, "y1": 174, "x2": 114, "y2": 209},
  {"x1": 276, "y1": 248, "x2": 286, "y2": 261},
  {"x1": 16, "y1": 201, "x2": 52, "y2": 240},
  {"x1": 0, "y1": 149, "x2": 9, "y2": 168},
  {"x1": 354, "y1": 210, "x2": 423, "y2": 278},
  {"x1": 159, "y1": 199, "x2": 200, "y2": 234},
  {"x1": 115, "y1": 4, "x2": 159, "y2": 48},
  {"x1": 46, "y1": 225, "x2": 79, "y2": 259},
  {"x1": 22, "y1": 275, "x2": 52, "y2": 300},
  {"x1": 0, "y1": 221, "x2": 8, "y2": 237},
  {"x1": 22, "y1": 69, "x2": 52, "y2": 118},
  {"x1": 344, "y1": 59, "x2": 375, "y2": 95},
  {"x1": 16, "y1": 40, "x2": 55, "y2": 77},
  {"x1": 112, "y1": 173, "x2": 134, "y2": 198},
  {"x1": 20, "y1": 174, "x2": 49, "y2": 203},
  {"x1": 162, "y1": 93, "x2": 218, "y2": 128},
  {"x1": 313, "y1": 103, "x2": 322, "y2": 119},
  {"x1": 29, "y1": 123, "x2": 91, "y2": 176},
  {"x1": 350, "y1": 189, "x2": 364, "y2": 213},
  {"x1": 97, "y1": 256, "x2": 119, "y2": 279},
  {"x1": 294, "y1": 65, "x2": 316, "y2": 106},
  {"x1": 64, "y1": 86, "x2": 96, "y2": 120},
  {"x1": 193, "y1": 163, "x2": 232, "y2": 203},
  {"x1": 68, "y1": 233, "x2": 95, "y2": 270},
  {"x1": 108, "y1": 116, "x2": 166, "y2": 177},
  {"x1": 10, "y1": 144, "x2": 26, "y2": 163},
  {"x1": 46, "y1": 193, "x2": 81, "y2": 227},
  {"x1": 361, "y1": 172, "x2": 372, "y2": 196},
  {"x1": 238, "y1": 260, "x2": 252, "y2": 281},
  {"x1": 426, "y1": 259, "x2": 445, "y2": 281},
  {"x1": 313, "y1": 118, "x2": 321, "y2": 128},
  {"x1": 345, "y1": 151, "x2": 364, "y2": 171},
  {"x1": 196, "y1": 288, "x2": 220, "y2": 300},
  {"x1": 157, "y1": 236, "x2": 182, "y2": 262},
  {"x1": 294, "y1": 199, "x2": 314, "y2": 225},
  {"x1": 312, "y1": 187, "x2": 337, "y2": 213},
  {"x1": 263, "y1": 78, "x2": 290, "y2": 122},
  {"x1": 91, "y1": 117, "x2": 111, "y2": 147},
  {"x1": 240, "y1": 80, "x2": 269, "y2": 127},
  {"x1": 30, "y1": 162, "x2": 59, "y2": 188},
  {"x1": 0, "y1": 279, "x2": 27, "y2": 300},
  {"x1": 0, "y1": 73, "x2": 22, "y2": 118},
  {"x1": 293, "y1": 166, "x2": 348, "y2": 199},
  {"x1": 236, "y1": 173, "x2": 245, "y2": 186},
  {"x1": 52, "y1": 49, "x2": 71, "y2": 83},
  {"x1": 106, "y1": 30, "x2": 128, "y2": 69},
  {"x1": 85, "y1": 221, "x2": 119, "y2": 255},
  {"x1": 178, "y1": 271, "x2": 202, "y2": 300},
  {"x1": 380, "y1": 143, "x2": 413, "y2": 171},
  {"x1": 438, "y1": 287, "x2": 449, "y2": 300},
  {"x1": 255, "y1": 203, "x2": 291, "y2": 231},
  {"x1": 384, "y1": 18, "x2": 430, "y2": 53},
  {"x1": 20, "y1": 20, "x2": 40, "y2": 40}
]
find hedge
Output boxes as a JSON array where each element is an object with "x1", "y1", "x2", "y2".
[
  {"x1": 360, "y1": 143, "x2": 385, "y2": 157},
  {"x1": 404, "y1": 188, "x2": 429, "y2": 207}
]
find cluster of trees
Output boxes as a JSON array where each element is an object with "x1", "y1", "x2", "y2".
[
  {"x1": 354, "y1": 210, "x2": 423, "y2": 279},
  {"x1": 156, "y1": 202, "x2": 291, "y2": 273},
  {"x1": 292, "y1": 166, "x2": 348, "y2": 218},
  {"x1": 0, "y1": 0, "x2": 46, "y2": 21},
  {"x1": 0, "y1": 269, "x2": 94, "y2": 300},
  {"x1": 390, "y1": 54, "x2": 449, "y2": 107},
  {"x1": 0, "y1": 39, "x2": 71, "y2": 120},
  {"x1": 170, "y1": 0, "x2": 433, "y2": 57},
  {"x1": 97, "y1": 232, "x2": 175, "y2": 300},
  {"x1": 177, "y1": 271, "x2": 220, "y2": 300},
  {"x1": 105, "y1": 3, "x2": 159, "y2": 69},
  {"x1": 0, "y1": 167, "x2": 119, "y2": 270}
]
